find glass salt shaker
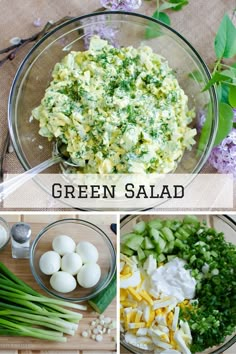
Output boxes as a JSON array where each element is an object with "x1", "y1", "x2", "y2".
[{"x1": 11, "y1": 222, "x2": 31, "y2": 259}]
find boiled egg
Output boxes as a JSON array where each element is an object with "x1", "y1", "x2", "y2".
[
  {"x1": 61, "y1": 252, "x2": 83, "y2": 275},
  {"x1": 39, "y1": 251, "x2": 61, "y2": 275},
  {"x1": 77, "y1": 263, "x2": 101, "y2": 288},
  {"x1": 52, "y1": 235, "x2": 76, "y2": 255},
  {"x1": 120, "y1": 270, "x2": 141, "y2": 288},
  {"x1": 50, "y1": 271, "x2": 77, "y2": 293},
  {"x1": 76, "y1": 241, "x2": 99, "y2": 263}
]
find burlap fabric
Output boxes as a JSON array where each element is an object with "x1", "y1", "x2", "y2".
[{"x1": 0, "y1": 0, "x2": 235, "y2": 209}]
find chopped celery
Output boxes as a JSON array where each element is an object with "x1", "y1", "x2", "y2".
[
  {"x1": 121, "y1": 244, "x2": 134, "y2": 256},
  {"x1": 155, "y1": 236, "x2": 166, "y2": 253},
  {"x1": 144, "y1": 250, "x2": 157, "y2": 258},
  {"x1": 167, "y1": 240, "x2": 175, "y2": 253},
  {"x1": 125, "y1": 234, "x2": 144, "y2": 251},
  {"x1": 137, "y1": 247, "x2": 146, "y2": 261},
  {"x1": 161, "y1": 227, "x2": 175, "y2": 242},
  {"x1": 157, "y1": 254, "x2": 166, "y2": 263},
  {"x1": 144, "y1": 237, "x2": 155, "y2": 249},
  {"x1": 121, "y1": 233, "x2": 137, "y2": 244},
  {"x1": 183, "y1": 215, "x2": 200, "y2": 226},
  {"x1": 133, "y1": 221, "x2": 146, "y2": 234},
  {"x1": 149, "y1": 228, "x2": 160, "y2": 242},
  {"x1": 148, "y1": 219, "x2": 163, "y2": 230}
]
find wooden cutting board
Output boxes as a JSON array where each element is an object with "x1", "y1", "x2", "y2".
[{"x1": 0, "y1": 219, "x2": 117, "y2": 353}]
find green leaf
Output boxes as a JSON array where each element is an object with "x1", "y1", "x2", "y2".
[
  {"x1": 233, "y1": 123, "x2": 236, "y2": 128},
  {"x1": 168, "y1": 0, "x2": 188, "y2": 11},
  {"x1": 152, "y1": 10, "x2": 171, "y2": 25},
  {"x1": 220, "y1": 83, "x2": 230, "y2": 104},
  {"x1": 229, "y1": 85, "x2": 236, "y2": 107},
  {"x1": 159, "y1": 0, "x2": 187, "y2": 11},
  {"x1": 217, "y1": 84, "x2": 222, "y2": 101},
  {"x1": 152, "y1": 10, "x2": 159, "y2": 19},
  {"x1": 188, "y1": 70, "x2": 204, "y2": 83},
  {"x1": 159, "y1": 2, "x2": 179, "y2": 11},
  {"x1": 220, "y1": 69, "x2": 236, "y2": 80},
  {"x1": 214, "y1": 14, "x2": 236, "y2": 59},
  {"x1": 197, "y1": 104, "x2": 212, "y2": 155},
  {"x1": 214, "y1": 102, "x2": 234, "y2": 146},
  {"x1": 157, "y1": 12, "x2": 171, "y2": 25},
  {"x1": 145, "y1": 11, "x2": 170, "y2": 38},
  {"x1": 203, "y1": 72, "x2": 232, "y2": 91},
  {"x1": 145, "y1": 22, "x2": 162, "y2": 39}
]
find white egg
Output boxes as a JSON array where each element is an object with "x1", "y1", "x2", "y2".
[
  {"x1": 77, "y1": 263, "x2": 101, "y2": 288},
  {"x1": 39, "y1": 251, "x2": 61, "y2": 275},
  {"x1": 50, "y1": 271, "x2": 77, "y2": 293},
  {"x1": 52, "y1": 235, "x2": 76, "y2": 256},
  {"x1": 76, "y1": 241, "x2": 99, "y2": 264},
  {"x1": 61, "y1": 253, "x2": 83, "y2": 275}
]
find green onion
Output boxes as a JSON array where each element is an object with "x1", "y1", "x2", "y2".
[
  {"x1": 0, "y1": 262, "x2": 86, "y2": 342},
  {"x1": 0, "y1": 318, "x2": 67, "y2": 342}
]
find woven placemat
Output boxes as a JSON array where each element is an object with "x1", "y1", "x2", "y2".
[{"x1": 0, "y1": 0, "x2": 235, "y2": 210}]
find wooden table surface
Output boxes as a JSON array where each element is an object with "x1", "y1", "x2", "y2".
[{"x1": 0, "y1": 214, "x2": 117, "y2": 354}]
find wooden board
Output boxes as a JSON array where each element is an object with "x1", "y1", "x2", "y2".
[{"x1": 0, "y1": 219, "x2": 117, "y2": 353}]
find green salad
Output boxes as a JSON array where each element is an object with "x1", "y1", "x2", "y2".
[
  {"x1": 32, "y1": 36, "x2": 196, "y2": 174},
  {"x1": 120, "y1": 216, "x2": 236, "y2": 354}
]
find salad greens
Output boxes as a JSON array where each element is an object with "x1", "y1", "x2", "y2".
[{"x1": 121, "y1": 215, "x2": 236, "y2": 353}]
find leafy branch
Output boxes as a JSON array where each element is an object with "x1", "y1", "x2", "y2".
[
  {"x1": 145, "y1": 0, "x2": 188, "y2": 38},
  {"x1": 201, "y1": 14, "x2": 236, "y2": 146}
]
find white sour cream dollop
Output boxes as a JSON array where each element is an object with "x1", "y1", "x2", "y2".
[{"x1": 151, "y1": 257, "x2": 196, "y2": 302}]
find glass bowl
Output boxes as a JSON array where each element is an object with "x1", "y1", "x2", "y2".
[
  {"x1": 30, "y1": 218, "x2": 116, "y2": 302},
  {"x1": 0, "y1": 217, "x2": 10, "y2": 251},
  {"x1": 8, "y1": 12, "x2": 218, "y2": 210},
  {"x1": 120, "y1": 214, "x2": 236, "y2": 354}
]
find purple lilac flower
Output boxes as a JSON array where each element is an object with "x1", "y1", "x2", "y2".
[
  {"x1": 82, "y1": 15, "x2": 119, "y2": 49},
  {"x1": 83, "y1": 0, "x2": 142, "y2": 49},
  {"x1": 196, "y1": 109, "x2": 206, "y2": 133},
  {"x1": 208, "y1": 109, "x2": 236, "y2": 178},
  {"x1": 100, "y1": 0, "x2": 142, "y2": 11},
  {"x1": 198, "y1": 109, "x2": 236, "y2": 177},
  {"x1": 208, "y1": 129, "x2": 236, "y2": 177}
]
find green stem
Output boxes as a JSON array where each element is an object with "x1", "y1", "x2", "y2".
[
  {"x1": 0, "y1": 310, "x2": 76, "y2": 330},
  {"x1": 6, "y1": 315, "x2": 75, "y2": 336},
  {"x1": 0, "y1": 303, "x2": 80, "y2": 322},
  {"x1": 0, "y1": 263, "x2": 39, "y2": 296},
  {"x1": 0, "y1": 318, "x2": 67, "y2": 342},
  {"x1": 0, "y1": 296, "x2": 43, "y2": 313},
  {"x1": 212, "y1": 58, "x2": 222, "y2": 75}
]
